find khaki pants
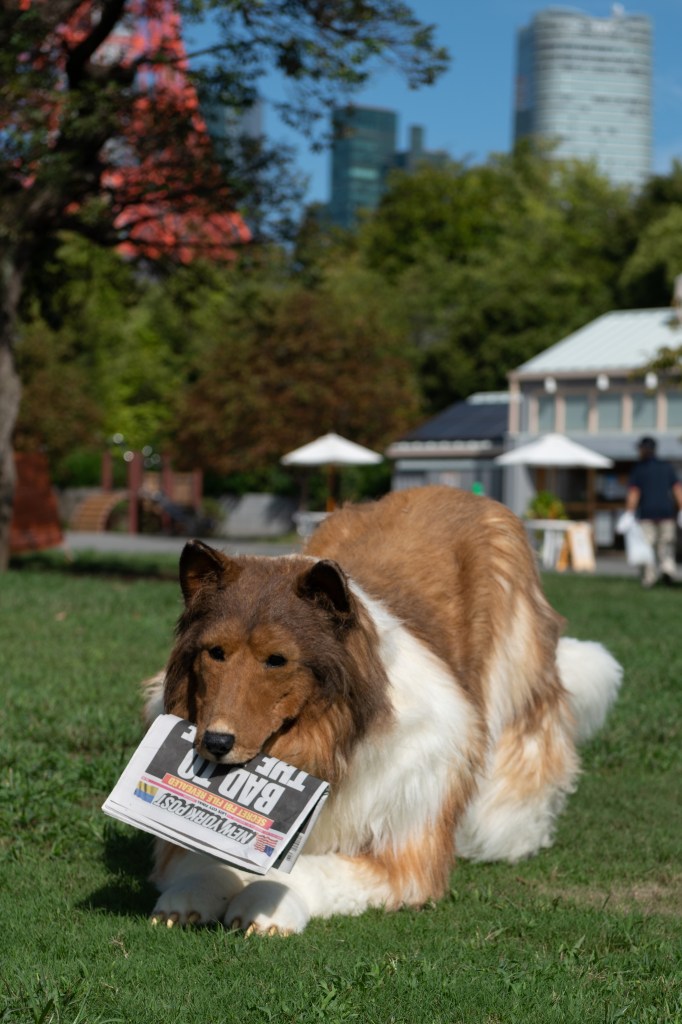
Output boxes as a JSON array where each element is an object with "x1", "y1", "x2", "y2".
[{"x1": 640, "y1": 519, "x2": 677, "y2": 585}]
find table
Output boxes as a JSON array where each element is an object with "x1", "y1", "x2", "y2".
[
  {"x1": 292, "y1": 511, "x2": 328, "y2": 539},
  {"x1": 524, "y1": 519, "x2": 594, "y2": 571}
]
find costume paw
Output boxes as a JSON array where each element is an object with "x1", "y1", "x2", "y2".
[
  {"x1": 151, "y1": 871, "x2": 243, "y2": 928},
  {"x1": 224, "y1": 881, "x2": 310, "y2": 936}
]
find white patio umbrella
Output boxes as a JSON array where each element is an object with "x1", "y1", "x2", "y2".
[
  {"x1": 495, "y1": 433, "x2": 613, "y2": 469},
  {"x1": 281, "y1": 432, "x2": 384, "y2": 468},
  {"x1": 281, "y1": 432, "x2": 383, "y2": 510}
]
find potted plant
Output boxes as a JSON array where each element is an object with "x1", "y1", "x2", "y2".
[{"x1": 526, "y1": 491, "x2": 568, "y2": 521}]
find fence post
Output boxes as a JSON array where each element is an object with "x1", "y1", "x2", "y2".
[{"x1": 128, "y1": 452, "x2": 143, "y2": 534}]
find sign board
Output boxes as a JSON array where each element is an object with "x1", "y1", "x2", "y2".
[{"x1": 558, "y1": 523, "x2": 595, "y2": 573}]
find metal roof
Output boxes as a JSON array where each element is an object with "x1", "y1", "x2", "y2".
[
  {"x1": 399, "y1": 393, "x2": 508, "y2": 444},
  {"x1": 514, "y1": 308, "x2": 682, "y2": 376}
]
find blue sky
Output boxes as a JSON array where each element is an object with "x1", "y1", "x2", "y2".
[{"x1": 240, "y1": 0, "x2": 682, "y2": 205}]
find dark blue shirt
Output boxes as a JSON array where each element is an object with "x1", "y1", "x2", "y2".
[{"x1": 629, "y1": 456, "x2": 679, "y2": 520}]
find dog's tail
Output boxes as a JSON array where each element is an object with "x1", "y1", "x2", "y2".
[{"x1": 557, "y1": 637, "x2": 622, "y2": 744}]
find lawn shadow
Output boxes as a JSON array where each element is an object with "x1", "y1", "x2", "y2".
[
  {"x1": 10, "y1": 549, "x2": 179, "y2": 581},
  {"x1": 81, "y1": 825, "x2": 157, "y2": 918}
]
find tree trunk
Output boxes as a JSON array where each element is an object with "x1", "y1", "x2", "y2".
[{"x1": 0, "y1": 254, "x2": 23, "y2": 571}]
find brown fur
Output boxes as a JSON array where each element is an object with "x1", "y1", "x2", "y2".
[
  {"x1": 163, "y1": 545, "x2": 393, "y2": 785},
  {"x1": 305, "y1": 486, "x2": 565, "y2": 718},
  {"x1": 148, "y1": 486, "x2": 612, "y2": 926}
]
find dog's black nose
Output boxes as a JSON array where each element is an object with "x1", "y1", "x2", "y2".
[{"x1": 203, "y1": 731, "x2": 236, "y2": 757}]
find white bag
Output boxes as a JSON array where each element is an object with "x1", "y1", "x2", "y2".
[{"x1": 624, "y1": 520, "x2": 655, "y2": 566}]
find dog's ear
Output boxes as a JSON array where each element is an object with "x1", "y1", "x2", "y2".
[
  {"x1": 179, "y1": 540, "x2": 241, "y2": 603},
  {"x1": 296, "y1": 559, "x2": 353, "y2": 620}
]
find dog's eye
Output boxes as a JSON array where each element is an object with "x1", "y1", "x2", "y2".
[
  {"x1": 207, "y1": 645, "x2": 225, "y2": 662},
  {"x1": 265, "y1": 653, "x2": 287, "y2": 668}
]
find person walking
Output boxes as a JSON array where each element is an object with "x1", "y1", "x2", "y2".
[{"x1": 618, "y1": 436, "x2": 682, "y2": 587}]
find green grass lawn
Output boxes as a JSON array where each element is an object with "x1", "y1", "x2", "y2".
[{"x1": 1, "y1": 560, "x2": 680, "y2": 1024}]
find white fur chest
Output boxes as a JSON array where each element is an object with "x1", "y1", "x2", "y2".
[{"x1": 305, "y1": 587, "x2": 479, "y2": 855}]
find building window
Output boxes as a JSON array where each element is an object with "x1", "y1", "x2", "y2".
[
  {"x1": 538, "y1": 395, "x2": 556, "y2": 432},
  {"x1": 632, "y1": 392, "x2": 656, "y2": 430},
  {"x1": 666, "y1": 392, "x2": 682, "y2": 428},
  {"x1": 437, "y1": 471, "x2": 461, "y2": 488},
  {"x1": 597, "y1": 394, "x2": 622, "y2": 430},
  {"x1": 565, "y1": 395, "x2": 589, "y2": 431}
]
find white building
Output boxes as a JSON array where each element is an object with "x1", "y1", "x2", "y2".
[
  {"x1": 387, "y1": 393, "x2": 509, "y2": 500},
  {"x1": 504, "y1": 307, "x2": 682, "y2": 543},
  {"x1": 387, "y1": 307, "x2": 682, "y2": 547}
]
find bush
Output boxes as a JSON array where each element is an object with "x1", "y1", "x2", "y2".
[{"x1": 526, "y1": 490, "x2": 568, "y2": 520}]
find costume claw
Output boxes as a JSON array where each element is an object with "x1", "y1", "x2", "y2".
[
  {"x1": 244, "y1": 923, "x2": 256, "y2": 938},
  {"x1": 267, "y1": 926, "x2": 278, "y2": 936},
  {"x1": 166, "y1": 913, "x2": 179, "y2": 928},
  {"x1": 230, "y1": 918, "x2": 241, "y2": 931},
  {"x1": 150, "y1": 914, "x2": 163, "y2": 926},
  {"x1": 187, "y1": 912, "x2": 200, "y2": 926}
]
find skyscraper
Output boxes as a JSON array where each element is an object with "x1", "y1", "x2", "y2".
[
  {"x1": 328, "y1": 106, "x2": 397, "y2": 228},
  {"x1": 514, "y1": 6, "x2": 652, "y2": 188},
  {"x1": 198, "y1": 92, "x2": 264, "y2": 163},
  {"x1": 328, "y1": 109, "x2": 451, "y2": 228},
  {"x1": 393, "y1": 125, "x2": 451, "y2": 173}
]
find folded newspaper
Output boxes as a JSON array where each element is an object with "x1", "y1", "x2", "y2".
[{"x1": 103, "y1": 714, "x2": 329, "y2": 875}]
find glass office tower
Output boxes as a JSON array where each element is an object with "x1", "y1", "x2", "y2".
[
  {"x1": 514, "y1": 7, "x2": 652, "y2": 187},
  {"x1": 328, "y1": 106, "x2": 397, "y2": 228},
  {"x1": 198, "y1": 92, "x2": 264, "y2": 163}
]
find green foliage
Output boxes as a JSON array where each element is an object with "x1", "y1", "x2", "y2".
[
  {"x1": 620, "y1": 205, "x2": 682, "y2": 305},
  {"x1": 0, "y1": 0, "x2": 450, "y2": 571},
  {"x1": 630, "y1": 158, "x2": 682, "y2": 229},
  {"x1": 52, "y1": 449, "x2": 106, "y2": 489},
  {"x1": 14, "y1": 143, "x2": 682, "y2": 493},
  {"x1": 18, "y1": 237, "x2": 419, "y2": 484},
  {"x1": 14, "y1": 315, "x2": 106, "y2": 460},
  {"x1": 18, "y1": 237, "x2": 212, "y2": 459},
  {"x1": 526, "y1": 491, "x2": 568, "y2": 520},
  {"x1": 0, "y1": 566, "x2": 681, "y2": 1023},
  {"x1": 169, "y1": 259, "x2": 421, "y2": 472},
  {"x1": 203, "y1": 464, "x2": 298, "y2": 499},
  {"x1": 359, "y1": 146, "x2": 637, "y2": 411},
  {"x1": 182, "y1": 1, "x2": 448, "y2": 116}
]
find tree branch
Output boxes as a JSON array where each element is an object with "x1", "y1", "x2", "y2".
[{"x1": 65, "y1": 0, "x2": 128, "y2": 86}]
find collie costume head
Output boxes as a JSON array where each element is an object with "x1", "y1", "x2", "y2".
[{"x1": 163, "y1": 540, "x2": 391, "y2": 782}]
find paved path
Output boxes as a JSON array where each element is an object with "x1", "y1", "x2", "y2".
[
  {"x1": 63, "y1": 530, "x2": 638, "y2": 577},
  {"x1": 63, "y1": 530, "x2": 299, "y2": 558}
]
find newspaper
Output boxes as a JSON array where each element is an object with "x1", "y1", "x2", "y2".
[{"x1": 102, "y1": 714, "x2": 329, "y2": 875}]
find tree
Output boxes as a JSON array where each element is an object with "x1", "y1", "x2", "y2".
[
  {"x1": 359, "y1": 147, "x2": 636, "y2": 410},
  {"x1": 0, "y1": 0, "x2": 447, "y2": 569},
  {"x1": 17, "y1": 236, "x2": 418, "y2": 491},
  {"x1": 631, "y1": 159, "x2": 682, "y2": 228},
  {"x1": 17, "y1": 234, "x2": 187, "y2": 466},
  {"x1": 620, "y1": 205, "x2": 682, "y2": 308},
  {"x1": 170, "y1": 262, "x2": 421, "y2": 471}
]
